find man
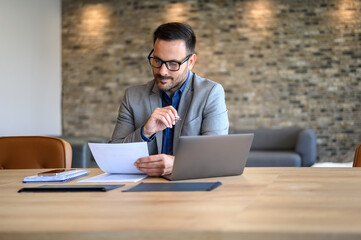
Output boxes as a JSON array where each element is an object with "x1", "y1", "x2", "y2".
[{"x1": 110, "y1": 22, "x2": 228, "y2": 176}]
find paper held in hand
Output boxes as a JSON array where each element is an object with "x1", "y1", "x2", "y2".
[{"x1": 81, "y1": 142, "x2": 149, "y2": 183}]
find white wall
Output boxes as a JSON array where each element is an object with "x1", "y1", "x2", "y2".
[{"x1": 0, "y1": 0, "x2": 61, "y2": 136}]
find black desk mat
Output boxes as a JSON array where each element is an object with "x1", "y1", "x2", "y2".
[
  {"x1": 18, "y1": 184, "x2": 124, "y2": 192},
  {"x1": 123, "y1": 182, "x2": 222, "y2": 192}
]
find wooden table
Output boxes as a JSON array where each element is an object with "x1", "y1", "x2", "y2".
[{"x1": 1, "y1": 167, "x2": 361, "y2": 240}]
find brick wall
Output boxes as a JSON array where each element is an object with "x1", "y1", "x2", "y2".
[{"x1": 62, "y1": 0, "x2": 361, "y2": 163}]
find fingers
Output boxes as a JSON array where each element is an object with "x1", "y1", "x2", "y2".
[
  {"x1": 143, "y1": 106, "x2": 181, "y2": 136},
  {"x1": 135, "y1": 159, "x2": 164, "y2": 176},
  {"x1": 135, "y1": 154, "x2": 175, "y2": 177},
  {"x1": 140, "y1": 168, "x2": 164, "y2": 177},
  {"x1": 135, "y1": 156, "x2": 165, "y2": 170},
  {"x1": 136, "y1": 155, "x2": 163, "y2": 163},
  {"x1": 159, "y1": 110, "x2": 173, "y2": 128},
  {"x1": 155, "y1": 106, "x2": 179, "y2": 127},
  {"x1": 166, "y1": 106, "x2": 180, "y2": 122}
]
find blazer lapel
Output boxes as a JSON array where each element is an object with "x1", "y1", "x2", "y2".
[
  {"x1": 173, "y1": 72, "x2": 194, "y2": 154},
  {"x1": 149, "y1": 82, "x2": 163, "y2": 154}
]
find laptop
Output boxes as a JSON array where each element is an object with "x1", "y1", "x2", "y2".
[{"x1": 164, "y1": 134, "x2": 254, "y2": 181}]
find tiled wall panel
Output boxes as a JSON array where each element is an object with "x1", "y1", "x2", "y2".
[{"x1": 62, "y1": 0, "x2": 361, "y2": 163}]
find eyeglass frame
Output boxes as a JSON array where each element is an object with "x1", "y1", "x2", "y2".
[{"x1": 147, "y1": 49, "x2": 193, "y2": 71}]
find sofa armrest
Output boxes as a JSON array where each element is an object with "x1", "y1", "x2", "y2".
[{"x1": 295, "y1": 129, "x2": 317, "y2": 166}]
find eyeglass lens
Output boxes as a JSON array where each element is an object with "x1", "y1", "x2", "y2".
[{"x1": 150, "y1": 58, "x2": 180, "y2": 71}]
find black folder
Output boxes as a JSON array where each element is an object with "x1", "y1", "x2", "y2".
[
  {"x1": 123, "y1": 182, "x2": 222, "y2": 192},
  {"x1": 18, "y1": 184, "x2": 124, "y2": 193}
]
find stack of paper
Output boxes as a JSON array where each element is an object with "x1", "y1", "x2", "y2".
[
  {"x1": 23, "y1": 170, "x2": 89, "y2": 183},
  {"x1": 78, "y1": 173, "x2": 147, "y2": 183}
]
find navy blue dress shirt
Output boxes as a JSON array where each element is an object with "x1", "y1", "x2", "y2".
[{"x1": 141, "y1": 72, "x2": 190, "y2": 155}]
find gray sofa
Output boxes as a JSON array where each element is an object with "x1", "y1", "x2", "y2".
[
  {"x1": 230, "y1": 128, "x2": 317, "y2": 167},
  {"x1": 62, "y1": 128, "x2": 316, "y2": 168}
]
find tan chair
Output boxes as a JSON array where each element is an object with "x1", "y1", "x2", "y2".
[
  {"x1": 353, "y1": 143, "x2": 361, "y2": 167},
  {"x1": 0, "y1": 136, "x2": 72, "y2": 169}
]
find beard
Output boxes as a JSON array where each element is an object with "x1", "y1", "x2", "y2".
[
  {"x1": 154, "y1": 67, "x2": 188, "y2": 94},
  {"x1": 155, "y1": 74, "x2": 186, "y2": 94}
]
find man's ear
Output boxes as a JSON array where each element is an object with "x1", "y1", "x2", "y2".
[{"x1": 188, "y1": 54, "x2": 197, "y2": 70}]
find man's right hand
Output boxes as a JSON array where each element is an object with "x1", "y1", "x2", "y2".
[{"x1": 143, "y1": 106, "x2": 180, "y2": 138}]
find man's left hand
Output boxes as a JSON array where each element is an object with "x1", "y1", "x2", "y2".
[{"x1": 134, "y1": 154, "x2": 174, "y2": 176}]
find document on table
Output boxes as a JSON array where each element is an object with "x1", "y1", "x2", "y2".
[
  {"x1": 79, "y1": 142, "x2": 148, "y2": 183},
  {"x1": 78, "y1": 173, "x2": 147, "y2": 183}
]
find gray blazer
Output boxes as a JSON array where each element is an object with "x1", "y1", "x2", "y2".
[{"x1": 110, "y1": 71, "x2": 229, "y2": 155}]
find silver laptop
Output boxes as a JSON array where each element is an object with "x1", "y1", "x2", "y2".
[{"x1": 164, "y1": 134, "x2": 254, "y2": 181}]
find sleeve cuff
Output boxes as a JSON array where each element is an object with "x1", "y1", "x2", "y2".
[{"x1": 141, "y1": 126, "x2": 155, "y2": 142}]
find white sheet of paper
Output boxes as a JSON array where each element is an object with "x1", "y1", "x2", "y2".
[
  {"x1": 78, "y1": 173, "x2": 147, "y2": 183},
  {"x1": 88, "y1": 142, "x2": 148, "y2": 174}
]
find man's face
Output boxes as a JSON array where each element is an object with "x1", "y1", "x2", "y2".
[{"x1": 152, "y1": 39, "x2": 196, "y2": 97}]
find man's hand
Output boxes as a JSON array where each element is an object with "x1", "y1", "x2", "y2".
[
  {"x1": 134, "y1": 154, "x2": 175, "y2": 176},
  {"x1": 143, "y1": 106, "x2": 180, "y2": 138}
]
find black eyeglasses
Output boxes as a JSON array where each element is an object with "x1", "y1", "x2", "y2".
[{"x1": 147, "y1": 49, "x2": 192, "y2": 71}]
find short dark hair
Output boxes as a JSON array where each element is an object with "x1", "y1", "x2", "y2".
[{"x1": 153, "y1": 22, "x2": 196, "y2": 55}]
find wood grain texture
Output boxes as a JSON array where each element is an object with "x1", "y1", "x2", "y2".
[{"x1": 1, "y1": 168, "x2": 361, "y2": 240}]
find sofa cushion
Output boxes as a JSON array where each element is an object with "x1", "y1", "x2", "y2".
[
  {"x1": 236, "y1": 128, "x2": 302, "y2": 151},
  {"x1": 246, "y1": 151, "x2": 302, "y2": 167}
]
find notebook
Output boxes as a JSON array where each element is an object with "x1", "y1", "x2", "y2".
[
  {"x1": 23, "y1": 169, "x2": 89, "y2": 183},
  {"x1": 164, "y1": 134, "x2": 254, "y2": 181}
]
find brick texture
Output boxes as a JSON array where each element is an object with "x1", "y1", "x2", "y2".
[{"x1": 62, "y1": 0, "x2": 361, "y2": 163}]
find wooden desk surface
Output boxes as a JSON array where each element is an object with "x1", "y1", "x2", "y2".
[{"x1": 1, "y1": 167, "x2": 361, "y2": 240}]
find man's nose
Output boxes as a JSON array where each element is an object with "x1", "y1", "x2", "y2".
[{"x1": 158, "y1": 63, "x2": 169, "y2": 75}]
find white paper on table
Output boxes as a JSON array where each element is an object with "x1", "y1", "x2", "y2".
[
  {"x1": 88, "y1": 142, "x2": 148, "y2": 174},
  {"x1": 78, "y1": 173, "x2": 147, "y2": 183}
]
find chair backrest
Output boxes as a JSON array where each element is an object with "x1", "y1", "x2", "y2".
[
  {"x1": 0, "y1": 136, "x2": 72, "y2": 169},
  {"x1": 353, "y1": 143, "x2": 361, "y2": 167}
]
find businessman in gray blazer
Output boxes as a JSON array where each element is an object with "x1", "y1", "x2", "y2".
[{"x1": 110, "y1": 22, "x2": 229, "y2": 176}]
